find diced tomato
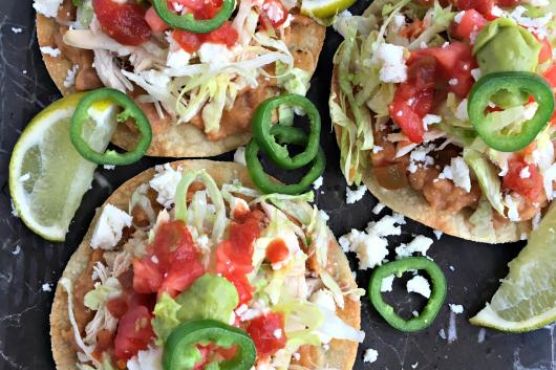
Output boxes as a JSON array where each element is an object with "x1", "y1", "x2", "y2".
[
  {"x1": 215, "y1": 210, "x2": 263, "y2": 305},
  {"x1": 159, "y1": 261, "x2": 205, "y2": 297},
  {"x1": 107, "y1": 297, "x2": 129, "y2": 319},
  {"x1": 496, "y1": 0, "x2": 520, "y2": 7},
  {"x1": 132, "y1": 259, "x2": 164, "y2": 294},
  {"x1": 201, "y1": 21, "x2": 238, "y2": 47},
  {"x1": 132, "y1": 220, "x2": 205, "y2": 297},
  {"x1": 451, "y1": 9, "x2": 487, "y2": 40},
  {"x1": 266, "y1": 239, "x2": 289, "y2": 264},
  {"x1": 539, "y1": 38, "x2": 553, "y2": 64},
  {"x1": 389, "y1": 100, "x2": 426, "y2": 143},
  {"x1": 173, "y1": 30, "x2": 202, "y2": 53},
  {"x1": 92, "y1": 0, "x2": 151, "y2": 46},
  {"x1": 114, "y1": 306, "x2": 154, "y2": 361},
  {"x1": 456, "y1": 0, "x2": 495, "y2": 19},
  {"x1": 413, "y1": 42, "x2": 477, "y2": 98},
  {"x1": 503, "y1": 159, "x2": 544, "y2": 202},
  {"x1": 260, "y1": 0, "x2": 289, "y2": 29},
  {"x1": 222, "y1": 270, "x2": 253, "y2": 305},
  {"x1": 544, "y1": 64, "x2": 556, "y2": 87},
  {"x1": 145, "y1": 6, "x2": 170, "y2": 33},
  {"x1": 246, "y1": 313, "x2": 287, "y2": 358}
]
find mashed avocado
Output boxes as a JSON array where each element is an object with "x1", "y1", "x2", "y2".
[
  {"x1": 473, "y1": 18, "x2": 541, "y2": 107},
  {"x1": 152, "y1": 274, "x2": 239, "y2": 342}
]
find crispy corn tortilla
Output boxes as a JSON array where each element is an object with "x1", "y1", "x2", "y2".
[
  {"x1": 50, "y1": 160, "x2": 361, "y2": 370},
  {"x1": 330, "y1": 68, "x2": 530, "y2": 243},
  {"x1": 37, "y1": 12, "x2": 325, "y2": 158}
]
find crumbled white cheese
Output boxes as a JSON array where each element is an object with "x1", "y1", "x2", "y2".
[
  {"x1": 406, "y1": 275, "x2": 431, "y2": 298},
  {"x1": 233, "y1": 146, "x2": 246, "y2": 166},
  {"x1": 11, "y1": 27, "x2": 23, "y2": 34},
  {"x1": 346, "y1": 185, "x2": 367, "y2": 204},
  {"x1": 447, "y1": 310, "x2": 458, "y2": 343},
  {"x1": 454, "y1": 11, "x2": 465, "y2": 23},
  {"x1": 422, "y1": 114, "x2": 442, "y2": 130},
  {"x1": 367, "y1": 213, "x2": 406, "y2": 237},
  {"x1": 127, "y1": 347, "x2": 163, "y2": 370},
  {"x1": 104, "y1": 165, "x2": 116, "y2": 170},
  {"x1": 33, "y1": 0, "x2": 63, "y2": 18},
  {"x1": 449, "y1": 304, "x2": 464, "y2": 314},
  {"x1": 373, "y1": 43, "x2": 408, "y2": 83},
  {"x1": 11, "y1": 245, "x2": 21, "y2": 256},
  {"x1": 63, "y1": 64, "x2": 79, "y2": 88},
  {"x1": 380, "y1": 274, "x2": 395, "y2": 292},
  {"x1": 519, "y1": 166, "x2": 531, "y2": 179},
  {"x1": 339, "y1": 230, "x2": 389, "y2": 269},
  {"x1": 433, "y1": 230, "x2": 443, "y2": 240},
  {"x1": 449, "y1": 265, "x2": 455, "y2": 271},
  {"x1": 166, "y1": 41, "x2": 191, "y2": 69},
  {"x1": 40, "y1": 46, "x2": 61, "y2": 57},
  {"x1": 90, "y1": 204, "x2": 133, "y2": 250},
  {"x1": 149, "y1": 163, "x2": 182, "y2": 208},
  {"x1": 391, "y1": 14, "x2": 406, "y2": 31},
  {"x1": 438, "y1": 328, "x2": 447, "y2": 340},
  {"x1": 450, "y1": 157, "x2": 471, "y2": 192},
  {"x1": 504, "y1": 194, "x2": 520, "y2": 222},
  {"x1": 395, "y1": 235, "x2": 433, "y2": 258},
  {"x1": 471, "y1": 68, "x2": 482, "y2": 81},
  {"x1": 372, "y1": 145, "x2": 384, "y2": 153},
  {"x1": 363, "y1": 349, "x2": 379, "y2": 364},
  {"x1": 198, "y1": 43, "x2": 233, "y2": 66},
  {"x1": 42, "y1": 283, "x2": 52, "y2": 292},
  {"x1": 313, "y1": 176, "x2": 323, "y2": 190},
  {"x1": 411, "y1": 362, "x2": 419, "y2": 369},
  {"x1": 372, "y1": 202, "x2": 386, "y2": 215},
  {"x1": 273, "y1": 329, "x2": 283, "y2": 339},
  {"x1": 455, "y1": 99, "x2": 469, "y2": 121},
  {"x1": 448, "y1": 78, "x2": 459, "y2": 87},
  {"x1": 340, "y1": 214, "x2": 405, "y2": 270}
]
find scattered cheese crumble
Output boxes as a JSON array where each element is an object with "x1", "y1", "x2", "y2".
[
  {"x1": 40, "y1": 46, "x2": 61, "y2": 57},
  {"x1": 233, "y1": 146, "x2": 246, "y2": 166},
  {"x1": 346, "y1": 185, "x2": 367, "y2": 204},
  {"x1": 90, "y1": 204, "x2": 133, "y2": 250},
  {"x1": 406, "y1": 275, "x2": 431, "y2": 298},
  {"x1": 395, "y1": 235, "x2": 433, "y2": 259},
  {"x1": 449, "y1": 304, "x2": 464, "y2": 314},
  {"x1": 363, "y1": 348, "x2": 379, "y2": 364}
]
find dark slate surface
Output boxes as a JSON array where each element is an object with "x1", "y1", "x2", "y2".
[{"x1": 0, "y1": 1, "x2": 554, "y2": 369}]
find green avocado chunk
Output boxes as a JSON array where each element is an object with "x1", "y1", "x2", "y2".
[
  {"x1": 473, "y1": 18, "x2": 542, "y2": 107},
  {"x1": 152, "y1": 274, "x2": 239, "y2": 342}
]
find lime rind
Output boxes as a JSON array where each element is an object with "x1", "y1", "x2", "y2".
[
  {"x1": 9, "y1": 94, "x2": 116, "y2": 242},
  {"x1": 470, "y1": 304, "x2": 556, "y2": 332},
  {"x1": 470, "y1": 203, "x2": 556, "y2": 332},
  {"x1": 301, "y1": 0, "x2": 356, "y2": 19}
]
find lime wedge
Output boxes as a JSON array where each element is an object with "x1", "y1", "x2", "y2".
[
  {"x1": 9, "y1": 94, "x2": 117, "y2": 241},
  {"x1": 301, "y1": 0, "x2": 355, "y2": 19},
  {"x1": 470, "y1": 203, "x2": 556, "y2": 332}
]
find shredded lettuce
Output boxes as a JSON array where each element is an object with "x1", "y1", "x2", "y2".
[
  {"x1": 83, "y1": 277, "x2": 122, "y2": 311},
  {"x1": 463, "y1": 148, "x2": 505, "y2": 216},
  {"x1": 408, "y1": 1, "x2": 455, "y2": 50},
  {"x1": 469, "y1": 197, "x2": 496, "y2": 239},
  {"x1": 174, "y1": 170, "x2": 227, "y2": 243}
]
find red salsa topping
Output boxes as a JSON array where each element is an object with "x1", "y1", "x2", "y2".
[
  {"x1": 93, "y1": 0, "x2": 152, "y2": 46},
  {"x1": 246, "y1": 313, "x2": 287, "y2": 358}
]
